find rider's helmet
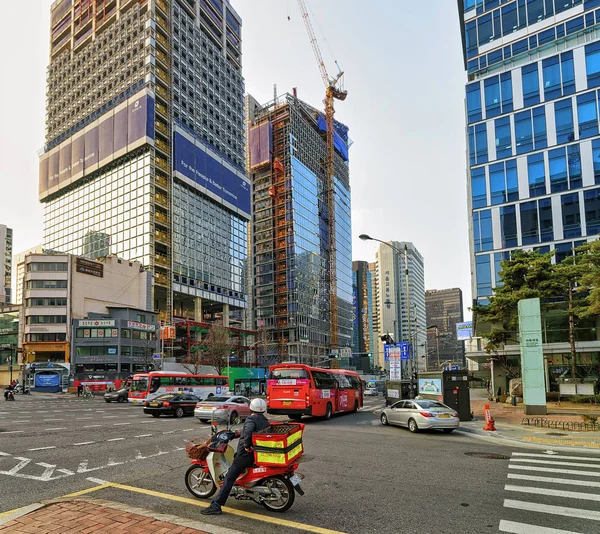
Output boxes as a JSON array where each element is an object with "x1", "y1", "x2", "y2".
[{"x1": 249, "y1": 398, "x2": 267, "y2": 413}]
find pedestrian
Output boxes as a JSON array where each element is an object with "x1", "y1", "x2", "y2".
[
  {"x1": 201, "y1": 398, "x2": 270, "y2": 515},
  {"x1": 77, "y1": 383, "x2": 83, "y2": 397}
]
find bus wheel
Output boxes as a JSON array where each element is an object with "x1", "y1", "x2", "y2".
[
  {"x1": 352, "y1": 401, "x2": 358, "y2": 413},
  {"x1": 324, "y1": 403, "x2": 332, "y2": 420},
  {"x1": 289, "y1": 414, "x2": 302, "y2": 421}
]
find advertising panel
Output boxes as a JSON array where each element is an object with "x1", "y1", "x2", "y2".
[
  {"x1": 99, "y1": 115, "x2": 114, "y2": 162},
  {"x1": 113, "y1": 107, "x2": 128, "y2": 153},
  {"x1": 85, "y1": 125, "x2": 99, "y2": 168},
  {"x1": 58, "y1": 143, "x2": 72, "y2": 185},
  {"x1": 38, "y1": 156, "x2": 49, "y2": 197},
  {"x1": 418, "y1": 378, "x2": 442, "y2": 395},
  {"x1": 71, "y1": 134, "x2": 85, "y2": 177},
  {"x1": 128, "y1": 95, "x2": 147, "y2": 145},
  {"x1": 456, "y1": 321, "x2": 473, "y2": 341},
  {"x1": 48, "y1": 150, "x2": 60, "y2": 189}
]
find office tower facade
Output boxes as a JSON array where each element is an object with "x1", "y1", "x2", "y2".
[
  {"x1": 352, "y1": 261, "x2": 374, "y2": 369},
  {"x1": 0, "y1": 225, "x2": 12, "y2": 304},
  {"x1": 425, "y1": 288, "x2": 465, "y2": 370},
  {"x1": 375, "y1": 242, "x2": 426, "y2": 369},
  {"x1": 40, "y1": 0, "x2": 248, "y2": 329},
  {"x1": 247, "y1": 93, "x2": 352, "y2": 363},
  {"x1": 368, "y1": 261, "x2": 381, "y2": 366},
  {"x1": 459, "y1": 0, "x2": 600, "y2": 305}
]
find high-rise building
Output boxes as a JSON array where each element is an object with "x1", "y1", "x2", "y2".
[
  {"x1": 425, "y1": 288, "x2": 465, "y2": 370},
  {"x1": 0, "y1": 225, "x2": 13, "y2": 304},
  {"x1": 352, "y1": 261, "x2": 374, "y2": 370},
  {"x1": 368, "y1": 260, "x2": 381, "y2": 365},
  {"x1": 39, "y1": 0, "x2": 248, "y2": 329},
  {"x1": 247, "y1": 93, "x2": 352, "y2": 363},
  {"x1": 375, "y1": 242, "x2": 426, "y2": 370},
  {"x1": 459, "y1": 0, "x2": 600, "y2": 306},
  {"x1": 14, "y1": 245, "x2": 44, "y2": 305}
]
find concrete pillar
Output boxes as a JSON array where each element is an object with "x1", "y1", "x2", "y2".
[
  {"x1": 222, "y1": 304, "x2": 230, "y2": 327},
  {"x1": 194, "y1": 297, "x2": 202, "y2": 323}
]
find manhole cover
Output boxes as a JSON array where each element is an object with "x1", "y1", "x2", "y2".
[
  {"x1": 546, "y1": 432, "x2": 568, "y2": 437},
  {"x1": 465, "y1": 452, "x2": 510, "y2": 460}
]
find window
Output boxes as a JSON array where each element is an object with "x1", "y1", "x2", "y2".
[
  {"x1": 500, "y1": 205, "x2": 518, "y2": 248},
  {"x1": 501, "y1": 2, "x2": 518, "y2": 36},
  {"x1": 543, "y1": 56, "x2": 561, "y2": 100},
  {"x1": 478, "y1": 13, "x2": 493, "y2": 45},
  {"x1": 26, "y1": 280, "x2": 67, "y2": 289},
  {"x1": 484, "y1": 74, "x2": 512, "y2": 117},
  {"x1": 561, "y1": 193, "x2": 581, "y2": 238},
  {"x1": 533, "y1": 106, "x2": 547, "y2": 149},
  {"x1": 567, "y1": 144, "x2": 582, "y2": 189},
  {"x1": 121, "y1": 329, "x2": 131, "y2": 338},
  {"x1": 527, "y1": 153, "x2": 546, "y2": 197},
  {"x1": 520, "y1": 201, "x2": 539, "y2": 245},
  {"x1": 494, "y1": 251, "x2": 510, "y2": 285},
  {"x1": 471, "y1": 167, "x2": 487, "y2": 208},
  {"x1": 593, "y1": 139, "x2": 600, "y2": 184},
  {"x1": 585, "y1": 41, "x2": 600, "y2": 88},
  {"x1": 527, "y1": 0, "x2": 544, "y2": 24},
  {"x1": 495, "y1": 117, "x2": 512, "y2": 158},
  {"x1": 549, "y1": 148, "x2": 568, "y2": 193},
  {"x1": 466, "y1": 82, "x2": 482, "y2": 123},
  {"x1": 577, "y1": 92, "x2": 599, "y2": 139},
  {"x1": 26, "y1": 315, "x2": 67, "y2": 324},
  {"x1": 561, "y1": 51, "x2": 575, "y2": 96},
  {"x1": 515, "y1": 111, "x2": 533, "y2": 154},
  {"x1": 539, "y1": 198, "x2": 553, "y2": 242},
  {"x1": 501, "y1": 73, "x2": 513, "y2": 113},
  {"x1": 27, "y1": 262, "x2": 68, "y2": 272},
  {"x1": 555, "y1": 99, "x2": 574, "y2": 144},
  {"x1": 468, "y1": 123, "x2": 488, "y2": 165},
  {"x1": 476, "y1": 254, "x2": 492, "y2": 297},
  {"x1": 473, "y1": 210, "x2": 493, "y2": 252},
  {"x1": 584, "y1": 188, "x2": 600, "y2": 235},
  {"x1": 489, "y1": 160, "x2": 518, "y2": 205}
]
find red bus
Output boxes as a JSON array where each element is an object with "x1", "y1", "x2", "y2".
[{"x1": 267, "y1": 363, "x2": 364, "y2": 420}]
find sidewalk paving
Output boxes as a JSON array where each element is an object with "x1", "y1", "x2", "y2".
[{"x1": 0, "y1": 498, "x2": 244, "y2": 534}]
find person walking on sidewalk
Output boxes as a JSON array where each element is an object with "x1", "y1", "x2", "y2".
[
  {"x1": 201, "y1": 398, "x2": 270, "y2": 515},
  {"x1": 77, "y1": 383, "x2": 83, "y2": 397}
]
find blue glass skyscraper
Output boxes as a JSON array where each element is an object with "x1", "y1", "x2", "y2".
[{"x1": 459, "y1": 0, "x2": 600, "y2": 304}]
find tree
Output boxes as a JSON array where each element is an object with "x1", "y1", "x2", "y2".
[
  {"x1": 183, "y1": 325, "x2": 235, "y2": 375},
  {"x1": 253, "y1": 329, "x2": 281, "y2": 380},
  {"x1": 577, "y1": 240, "x2": 600, "y2": 317}
]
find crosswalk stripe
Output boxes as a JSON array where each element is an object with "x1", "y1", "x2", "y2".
[
  {"x1": 510, "y1": 458, "x2": 600, "y2": 469},
  {"x1": 504, "y1": 499, "x2": 600, "y2": 521},
  {"x1": 512, "y1": 452, "x2": 600, "y2": 463},
  {"x1": 505, "y1": 484, "x2": 600, "y2": 502},
  {"x1": 509, "y1": 464, "x2": 600, "y2": 477},
  {"x1": 507, "y1": 473, "x2": 600, "y2": 488},
  {"x1": 499, "y1": 519, "x2": 582, "y2": 534}
]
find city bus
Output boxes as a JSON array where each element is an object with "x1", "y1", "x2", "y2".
[
  {"x1": 267, "y1": 363, "x2": 364, "y2": 420},
  {"x1": 128, "y1": 371, "x2": 230, "y2": 404}
]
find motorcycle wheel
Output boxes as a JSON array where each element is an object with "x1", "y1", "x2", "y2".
[
  {"x1": 260, "y1": 475, "x2": 295, "y2": 513},
  {"x1": 185, "y1": 465, "x2": 216, "y2": 499}
]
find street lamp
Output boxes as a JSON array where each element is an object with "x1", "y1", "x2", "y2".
[{"x1": 359, "y1": 234, "x2": 416, "y2": 397}]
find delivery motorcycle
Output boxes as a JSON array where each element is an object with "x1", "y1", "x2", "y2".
[{"x1": 185, "y1": 422, "x2": 305, "y2": 513}]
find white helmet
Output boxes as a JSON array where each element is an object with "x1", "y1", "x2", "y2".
[{"x1": 250, "y1": 398, "x2": 267, "y2": 413}]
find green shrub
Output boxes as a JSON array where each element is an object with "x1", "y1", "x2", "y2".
[
  {"x1": 582, "y1": 414, "x2": 599, "y2": 426},
  {"x1": 569, "y1": 395, "x2": 600, "y2": 404}
]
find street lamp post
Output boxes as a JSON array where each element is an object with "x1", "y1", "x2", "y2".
[{"x1": 359, "y1": 234, "x2": 416, "y2": 397}]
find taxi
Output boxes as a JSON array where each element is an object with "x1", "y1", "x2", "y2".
[{"x1": 143, "y1": 392, "x2": 201, "y2": 418}]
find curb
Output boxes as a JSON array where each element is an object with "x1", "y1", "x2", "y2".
[{"x1": 0, "y1": 503, "x2": 46, "y2": 526}]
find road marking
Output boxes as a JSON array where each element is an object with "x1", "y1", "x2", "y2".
[
  {"x1": 511, "y1": 458, "x2": 600, "y2": 469},
  {"x1": 43, "y1": 419, "x2": 63, "y2": 422},
  {"x1": 499, "y1": 519, "x2": 581, "y2": 534},
  {"x1": 513, "y1": 452, "x2": 600, "y2": 463},
  {"x1": 102, "y1": 416, "x2": 119, "y2": 419},
  {"x1": 182, "y1": 428, "x2": 195, "y2": 432},
  {"x1": 12, "y1": 421, "x2": 31, "y2": 424},
  {"x1": 504, "y1": 499, "x2": 600, "y2": 521},
  {"x1": 74, "y1": 441, "x2": 95, "y2": 446},
  {"x1": 76, "y1": 417, "x2": 94, "y2": 420},
  {"x1": 509, "y1": 464, "x2": 600, "y2": 477},
  {"x1": 113, "y1": 422, "x2": 131, "y2": 426},
  {"x1": 162, "y1": 430, "x2": 175, "y2": 434},
  {"x1": 505, "y1": 484, "x2": 600, "y2": 502},
  {"x1": 508, "y1": 473, "x2": 600, "y2": 488},
  {"x1": 99, "y1": 480, "x2": 347, "y2": 534},
  {"x1": 1, "y1": 431, "x2": 24, "y2": 434},
  {"x1": 27, "y1": 446, "x2": 57, "y2": 451},
  {"x1": 44, "y1": 427, "x2": 67, "y2": 431},
  {"x1": 63, "y1": 482, "x2": 111, "y2": 497},
  {"x1": 82, "y1": 424, "x2": 102, "y2": 428},
  {"x1": 0, "y1": 503, "x2": 45, "y2": 521},
  {"x1": 134, "y1": 434, "x2": 152, "y2": 438},
  {"x1": 106, "y1": 438, "x2": 125, "y2": 442}
]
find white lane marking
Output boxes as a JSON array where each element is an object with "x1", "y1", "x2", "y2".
[
  {"x1": 513, "y1": 452, "x2": 600, "y2": 463},
  {"x1": 505, "y1": 484, "x2": 600, "y2": 502},
  {"x1": 101, "y1": 416, "x2": 119, "y2": 419},
  {"x1": 106, "y1": 438, "x2": 125, "y2": 442},
  {"x1": 43, "y1": 419, "x2": 63, "y2": 422},
  {"x1": 504, "y1": 499, "x2": 600, "y2": 521},
  {"x1": 182, "y1": 428, "x2": 195, "y2": 432},
  {"x1": 44, "y1": 427, "x2": 67, "y2": 431},
  {"x1": 27, "y1": 446, "x2": 57, "y2": 451},
  {"x1": 11, "y1": 421, "x2": 31, "y2": 424},
  {"x1": 1, "y1": 431, "x2": 24, "y2": 434},
  {"x1": 162, "y1": 431, "x2": 175, "y2": 434},
  {"x1": 509, "y1": 465, "x2": 600, "y2": 477},
  {"x1": 134, "y1": 434, "x2": 152, "y2": 438},
  {"x1": 113, "y1": 423, "x2": 131, "y2": 426},
  {"x1": 87, "y1": 476, "x2": 109, "y2": 484},
  {"x1": 511, "y1": 458, "x2": 600, "y2": 469},
  {"x1": 508, "y1": 473, "x2": 600, "y2": 488},
  {"x1": 499, "y1": 519, "x2": 581, "y2": 534},
  {"x1": 82, "y1": 424, "x2": 102, "y2": 428},
  {"x1": 74, "y1": 441, "x2": 95, "y2": 446},
  {"x1": 76, "y1": 417, "x2": 94, "y2": 420}
]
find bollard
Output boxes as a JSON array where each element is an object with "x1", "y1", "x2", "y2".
[{"x1": 482, "y1": 403, "x2": 497, "y2": 431}]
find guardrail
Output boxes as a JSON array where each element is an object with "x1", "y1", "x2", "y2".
[{"x1": 522, "y1": 417, "x2": 599, "y2": 431}]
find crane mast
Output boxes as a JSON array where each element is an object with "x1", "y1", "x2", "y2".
[{"x1": 296, "y1": 0, "x2": 347, "y2": 351}]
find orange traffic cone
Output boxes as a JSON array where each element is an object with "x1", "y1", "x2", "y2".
[{"x1": 482, "y1": 403, "x2": 497, "y2": 431}]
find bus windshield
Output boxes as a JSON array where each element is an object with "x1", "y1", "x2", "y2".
[
  {"x1": 131, "y1": 377, "x2": 148, "y2": 392},
  {"x1": 269, "y1": 368, "x2": 310, "y2": 380}
]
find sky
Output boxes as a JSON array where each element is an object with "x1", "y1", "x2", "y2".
[{"x1": 0, "y1": 1, "x2": 471, "y2": 315}]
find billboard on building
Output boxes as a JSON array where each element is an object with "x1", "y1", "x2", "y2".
[{"x1": 456, "y1": 321, "x2": 473, "y2": 340}]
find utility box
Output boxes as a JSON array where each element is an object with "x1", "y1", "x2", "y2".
[
  {"x1": 384, "y1": 380, "x2": 411, "y2": 405},
  {"x1": 442, "y1": 370, "x2": 471, "y2": 422}
]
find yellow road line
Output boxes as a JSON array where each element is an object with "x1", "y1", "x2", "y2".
[
  {"x1": 522, "y1": 436, "x2": 600, "y2": 448},
  {"x1": 0, "y1": 504, "x2": 42, "y2": 520},
  {"x1": 105, "y1": 481, "x2": 346, "y2": 534},
  {"x1": 62, "y1": 483, "x2": 112, "y2": 498}
]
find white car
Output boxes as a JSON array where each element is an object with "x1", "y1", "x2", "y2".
[
  {"x1": 365, "y1": 388, "x2": 378, "y2": 396},
  {"x1": 380, "y1": 399, "x2": 459, "y2": 433},
  {"x1": 194, "y1": 395, "x2": 251, "y2": 424}
]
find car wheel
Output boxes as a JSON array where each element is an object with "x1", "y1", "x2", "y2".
[
  {"x1": 199, "y1": 419, "x2": 208, "y2": 423},
  {"x1": 152, "y1": 414, "x2": 160, "y2": 418},
  {"x1": 380, "y1": 413, "x2": 389, "y2": 426},
  {"x1": 117, "y1": 396, "x2": 125, "y2": 403},
  {"x1": 230, "y1": 411, "x2": 238, "y2": 425},
  {"x1": 105, "y1": 399, "x2": 111, "y2": 403},
  {"x1": 175, "y1": 407, "x2": 184, "y2": 418},
  {"x1": 408, "y1": 418, "x2": 419, "y2": 433},
  {"x1": 324, "y1": 403, "x2": 332, "y2": 420},
  {"x1": 443, "y1": 429, "x2": 454, "y2": 434}
]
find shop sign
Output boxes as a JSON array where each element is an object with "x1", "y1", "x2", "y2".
[
  {"x1": 79, "y1": 320, "x2": 115, "y2": 327},
  {"x1": 76, "y1": 257, "x2": 104, "y2": 277},
  {"x1": 127, "y1": 321, "x2": 156, "y2": 332}
]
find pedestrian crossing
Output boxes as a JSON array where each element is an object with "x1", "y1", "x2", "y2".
[{"x1": 499, "y1": 451, "x2": 600, "y2": 534}]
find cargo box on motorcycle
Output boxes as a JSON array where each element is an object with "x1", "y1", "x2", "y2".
[{"x1": 252, "y1": 422, "x2": 304, "y2": 467}]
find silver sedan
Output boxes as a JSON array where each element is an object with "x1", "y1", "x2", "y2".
[
  {"x1": 194, "y1": 395, "x2": 251, "y2": 424},
  {"x1": 380, "y1": 399, "x2": 459, "y2": 433}
]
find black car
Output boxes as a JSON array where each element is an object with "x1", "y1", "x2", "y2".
[
  {"x1": 104, "y1": 388, "x2": 129, "y2": 403},
  {"x1": 143, "y1": 393, "x2": 201, "y2": 418}
]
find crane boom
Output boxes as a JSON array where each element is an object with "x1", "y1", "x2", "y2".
[{"x1": 296, "y1": 0, "x2": 347, "y2": 352}]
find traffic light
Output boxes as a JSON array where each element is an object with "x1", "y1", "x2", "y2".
[{"x1": 330, "y1": 353, "x2": 339, "y2": 359}]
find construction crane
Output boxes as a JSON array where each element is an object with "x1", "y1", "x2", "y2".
[{"x1": 296, "y1": 0, "x2": 347, "y2": 351}]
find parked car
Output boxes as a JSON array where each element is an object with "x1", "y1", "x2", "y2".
[
  {"x1": 194, "y1": 395, "x2": 251, "y2": 424},
  {"x1": 143, "y1": 393, "x2": 201, "y2": 418},
  {"x1": 365, "y1": 388, "x2": 378, "y2": 396},
  {"x1": 380, "y1": 399, "x2": 459, "y2": 433},
  {"x1": 104, "y1": 387, "x2": 129, "y2": 403}
]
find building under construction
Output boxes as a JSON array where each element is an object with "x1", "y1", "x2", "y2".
[{"x1": 247, "y1": 93, "x2": 352, "y2": 363}]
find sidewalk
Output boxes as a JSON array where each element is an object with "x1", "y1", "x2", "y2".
[{"x1": 0, "y1": 498, "x2": 244, "y2": 534}]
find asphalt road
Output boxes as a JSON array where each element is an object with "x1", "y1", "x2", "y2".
[{"x1": 1, "y1": 394, "x2": 599, "y2": 534}]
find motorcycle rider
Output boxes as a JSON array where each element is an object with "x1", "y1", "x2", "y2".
[
  {"x1": 4, "y1": 384, "x2": 15, "y2": 401},
  {"x1": 201, "y1": 397, "x2": 269, "y2": 515}
]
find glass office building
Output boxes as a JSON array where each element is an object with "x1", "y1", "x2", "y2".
[{"x1": 459, "y1": 0, "x2": 600, "y2": 305}]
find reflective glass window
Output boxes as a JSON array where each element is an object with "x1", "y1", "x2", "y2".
[
  {"x1": 501, "y1": 2, "x2": 518, "y2": 35},
  {"x1": 539, "y1": 198, "x2": 553, "y2": 242},
  {"x1": 515, "y1": 110, "x2": 533, "y2": 154},
  {"x1": 520, "y1": 201, "x2": 539, "y2": 245},
  {"x1": 533, "y1": 106, "x2": 547, "y2": 149},
  {"x1": 466, "y1": 82, "x2": 482, "y2": 123},
  {"x1": 476, "y1": 254, "x2": 493, "y2": 297},
  {"x1": 584, "y1": 188, "x2": 600, "y2": 235},
  {"x1": 495, "y1": 117, "x2": 512, "y2": 158},
  {"x1": 577, "y1": 92, "x2": 598, "y2": 139},
  {"x1": 500, "y1": 205, "x2": 518, "y2": 248},
  {"x1": 522, "y1": 64, "x2": 540, "y2": 107},
  {"x1": 543, "y1": 56, "x2": 561, "y2": 100},
  {"x1": 484, "y1": 76, "x2": 501, "y2": 118},
  {"x1": 585, "y1": 41, "x2": 600, "y2": 88},
  {"x1": 549, "y1": 148, "x2": 568, "y2": 193},
  {"x1": 555, "y1": 99, "x2": 574, "y2": 144},
  {"x1": 528, "y1": 153, "x2": 546, "y2": 197},
  {"x1": 471, "y1": 168, "x2": 487, "y2": 208},
  {"x1": 501, "y1": 72, "x2": 513, "y2": 113},
  {"x1": 592, "y1": 138, "x2": 600, "y2": 184},
  {"x1": 561, "y1": 192, "x2": 582, "y2": 238},
  {"x1": 561, "y1": 51, "x2": 575, "y2": 96},
  {"x1": 568, "y1": 144, "x2": 582, "y2": 190}
]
